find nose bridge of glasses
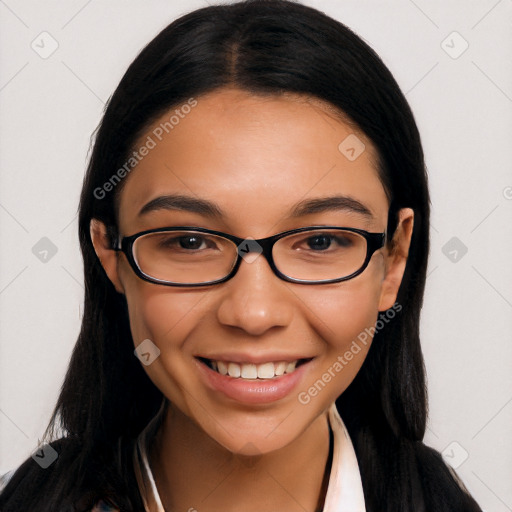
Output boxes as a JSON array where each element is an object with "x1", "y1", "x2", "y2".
[{"x1": 233, "y1": 234, "x2": 276, "y2": 270}]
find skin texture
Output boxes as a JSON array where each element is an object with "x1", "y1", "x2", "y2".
[{"x1": 90, "y1": 87, "x2": 414, "y2": 512}]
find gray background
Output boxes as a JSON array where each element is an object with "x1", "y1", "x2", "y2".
[{"x1": 1, "y1": 0, "x2": 511, "y2": 509}]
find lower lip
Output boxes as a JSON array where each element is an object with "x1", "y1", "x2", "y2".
[{"x1": 194, "y1": 358, "x2": 312, "y2": 405}]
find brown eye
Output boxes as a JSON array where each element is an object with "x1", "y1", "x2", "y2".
[{"x1": 162, "y1": 235, "x2": 205, "y2": 250}]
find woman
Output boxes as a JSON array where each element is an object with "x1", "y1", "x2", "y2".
[{"x1": 0, "y1": 0, "x2": 483, "y2": 510}]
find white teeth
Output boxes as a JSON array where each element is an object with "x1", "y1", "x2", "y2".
[
  {"x1": 285, "y1": 361, "x2": 297, "y2": 374},
  {"x1": 217, "y1": 360, "x2": 228, "y2": 375},
  {"x1": 275, "y1": 362, "x2": 287, "y2": 376},
  {"x1": 210, "y1": 359, "x2": 301, "y2": 379},
  {"x1": 241, "y1": 363, "x2": 258, "y2": 379},
  {"x1": 257, "y1": 362, "x2": 275, "y2": 379},
  {"x1": 227, "y1": 362, "x2": 241, "y2": 378}
]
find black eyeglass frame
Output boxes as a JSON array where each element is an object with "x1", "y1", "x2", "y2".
[{"x1": 112, "y1": 225, "x2": 386, "y2": 287}]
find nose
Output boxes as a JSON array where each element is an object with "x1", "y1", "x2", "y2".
[{"x1": 216, "y1": 251, "x2": 295, "y2": 336}]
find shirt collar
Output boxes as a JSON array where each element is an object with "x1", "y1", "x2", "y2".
[
  {"x1": 323, "y1": 402, "x2": 366, "y2": 511},
  {"x1": 133, "y1": 400, "x2": 366, "y2": 512}
]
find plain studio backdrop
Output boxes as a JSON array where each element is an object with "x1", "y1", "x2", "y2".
[{"x1": 0, "y1": 0, "x2": 511, "y2": 509}]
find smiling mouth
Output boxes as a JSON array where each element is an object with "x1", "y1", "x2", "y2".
[{"x1": 198, "y1": 357, "x2": 312, "y2": 380}]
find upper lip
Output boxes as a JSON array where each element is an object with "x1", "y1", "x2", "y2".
[{"x1": 195, "y1": 353, "x2": 315, "y2": 365}]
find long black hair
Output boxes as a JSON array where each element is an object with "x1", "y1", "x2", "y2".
[{"x1": 1, "y1": 1, "x2": 482, "y2": 510}]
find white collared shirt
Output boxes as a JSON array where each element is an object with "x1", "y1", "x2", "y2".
[{"x1": 133, "y1": 400, "x2": 366, "y2": 512}]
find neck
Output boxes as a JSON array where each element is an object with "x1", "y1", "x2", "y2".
[{"x1": 150, "y1": 403, "x2": 332, "y2": 512}]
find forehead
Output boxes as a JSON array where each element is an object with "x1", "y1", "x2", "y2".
[{"x1": 117, "y1": 87, "x2": 389, "y2": 235}]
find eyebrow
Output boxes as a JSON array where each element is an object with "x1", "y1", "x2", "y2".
[{"x1": 138, "y1": 193, "x2": 374, "y2": 220}]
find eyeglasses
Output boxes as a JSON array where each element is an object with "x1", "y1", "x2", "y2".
[{"x1": 112, "y1": 226, "x2": 386, "y2": 287}]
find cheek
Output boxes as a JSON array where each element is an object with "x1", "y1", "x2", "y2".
[
  {"x1": 123, "y1": 283, "x2": 204, "y2": 350},
  {"x1": 295, "y1": 260, "x2": 384, "y2": 401},
  {"x1": 303, "y1": 257, "x2": 384, "y2": 345},
  {"x1": 122, "y1": 282, "x2": 208, "y2": 414},
  {"x1": 118, "y1": 256, "x2": 204, "y2": 346}
]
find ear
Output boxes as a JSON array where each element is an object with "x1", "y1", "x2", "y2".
[
  {"x1": 378, "y1": 207, "x2": 414, "y2": 311},
  {"x1": 90, "y1": 218, "x2": 125, "y2": 294}
]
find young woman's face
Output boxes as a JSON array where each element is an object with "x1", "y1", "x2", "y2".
[{"x1": 92, "y1": 87, "x2": 413, "y2": 455}]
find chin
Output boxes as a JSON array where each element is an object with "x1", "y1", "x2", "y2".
[{"x1": 199, "y1": 410, "x2": 310, "y2": 458}]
